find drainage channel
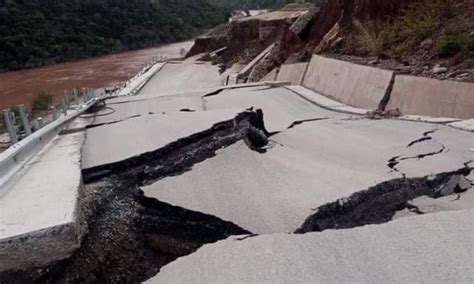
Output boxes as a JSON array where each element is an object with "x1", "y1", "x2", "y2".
[{"x1": 0, "y1": 110, "x2": 268, "y2": 283}]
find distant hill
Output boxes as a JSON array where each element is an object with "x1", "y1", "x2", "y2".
[
  {"x1": 207, "y1": 0, "x2": 285, "y2": 10},
  {"x1": 0, "y1": 0, "x2": 229, "y2": 72}
]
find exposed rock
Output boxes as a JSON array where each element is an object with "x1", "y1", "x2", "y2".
[
  {"x1": 433, "y1": 66, "x2": 448, "y2": 74},
  {"x1": 420, "y1": 38, "x2": 434, "y2": 50},
  {"x1": 368, "y1": 58, "x2": 379, "y2": 65},
  {"x1": 435, "y1": 175, "x2": 471, "y2": 196}
]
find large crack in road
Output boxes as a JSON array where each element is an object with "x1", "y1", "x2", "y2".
[
  {"x1": 0, "y1": 110, "x2": 268, "y2": 283},
  {"x1": 1, "y1": 107, "x2": 472, "y2": 283},
  {"x1": 296, "y1": 167, "x2": 472, "y2": 234}
]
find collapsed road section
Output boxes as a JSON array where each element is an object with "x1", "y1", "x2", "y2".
[
  {"x1": 0, "y1": 109, "x2": 269, "y2": 283},
  {"x1": 1, "y1": 52, "x2": 473, "y2": 283}
]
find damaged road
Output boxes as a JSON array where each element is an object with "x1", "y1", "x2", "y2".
[
  {"x1": 296, "y1": 167, "x2": 472, "y2": 233},
  {"x1": 1, "y1": 110, "x2": 270, "y2": 283},
  {"x1": 2, "y1": 54, "x2": 473, "y2": 283}
]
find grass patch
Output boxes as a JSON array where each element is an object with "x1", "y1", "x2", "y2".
[
  {"x1": 353, "y1": 19, "x2": 384, "y2": 57},
  {"x1": 350, "y1": 0, "x2": 472, "y2": 60},
  {"x1": 31, "y1": 92, "x2": 53, "y2": 112}
]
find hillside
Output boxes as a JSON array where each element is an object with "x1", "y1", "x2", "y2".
[
  {"x1": 0, "y1": 0, "x2": 228, "y2": 72},
  {"x1": 207, "y1": 0, "x2": 285, "y2": 10},
  {"x1": 192, "y1": 0, "x2": 473, "y2": 83}
]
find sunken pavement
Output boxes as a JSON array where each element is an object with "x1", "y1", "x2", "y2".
[{"x1": 0, "y1": 57, "x2": 473, "y2": 283}]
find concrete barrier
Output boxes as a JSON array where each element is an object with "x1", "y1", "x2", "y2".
[
  {"x1": 276, "y1": 63, "x2": 308, "y2": 85},
  {"x1": 260, "y1": 68, "x2": 278, "y2": 81},
  {"x1": 386, "y1": 75, "x2": 474, "y2": 119},
  {"x1": 302, "y1": 55, "x2": 394, "y2": 110}
]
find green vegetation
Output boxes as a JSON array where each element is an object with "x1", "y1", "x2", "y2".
[
  {"x1": 351, "y1": 0, "x2": 473, "y2": 59},
  {"x1": 0, "y1": 0, "x2": 230, "y2": 72},
  {"x1": 31, "y1": 92, "x2": 53, "y2": 112},
  {"x1": 353, "y1": 19, "x2": 384, "y2": 57},
  {"x1": 207, "y1": 0, "x2": 284, "y2": 10},
  {"x1": 381, "y1": 0, "x2": 473, "y2": 58}
]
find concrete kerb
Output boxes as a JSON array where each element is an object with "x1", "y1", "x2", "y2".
[
  {"x1": 284, "y1": 85, "x2": 368, "y2": 116},
  {"x1": 285, "y1": 85, "x2": 474, "y2": 133},
  {"x1": 112, "y1": 62, "x2": 167, "y2": 98},
  {"x1": 448, "y1": 119, "x2": 474, "y2": 132},
  {"x1": 128, "y1": 62, "x2": 167, "y2": 96}
]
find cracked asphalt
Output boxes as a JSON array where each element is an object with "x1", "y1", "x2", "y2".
[
  {"x1": 31, "y1": 61, "x2": 473, "y2": 282},
  {"x1": 133, "y1": 62, "x2": 471, "y2": 282}
]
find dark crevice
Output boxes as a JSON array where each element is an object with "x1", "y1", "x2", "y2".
[
  {"x1": 406, "y1": 129, "x2": 437, "y2": 147},
  {"x1": 0, "y1": 179, "x2": 250, "y2": 283},
  {"x1": 287, "y1": 117, "x2": 329, "y2": 129},
  {"x1": 405, "y1": 202, "x2": 425, "y2": 215},
  {"x1": 85, "y1": 115, "x2": 142, "y2": 130},
  {"x1": 234, "y1": 234, "x2": 259, "y2": 241},
  {"x1": 0, "y1": 111, "x2": 270, "y2": 284},
  {"x1": 387, "y1": 129, "x2": 446, "y2": 178},
  {"x1": 82, "y1": 110, "x2": 270, "y2": 184},
  {"x1": 295, "y1": 167, "x2": 472, "y2": 234},
  {"x1": 202, "y1": 88, "x2": 225, "y2": 98},
  {"x1": 378, "y1": 73, "x2": 396, "y2": 111},
  {"x1": 407, "y1": 136, "x2": 432, "y2": 147},
  {"x1": 179, "y1": 108, "x2": 195, "y2": 112}
]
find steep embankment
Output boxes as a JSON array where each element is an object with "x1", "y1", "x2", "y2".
[
  {"x1": 192, "y1": 0, "x2": 473, "y2": 82},
  {"x1": 306, "y1": 0, "x2": 473, "y2": 82}
]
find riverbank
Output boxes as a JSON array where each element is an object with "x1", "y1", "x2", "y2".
[{"x1": 0, "y1": 41, "x2": 194, "y2": 110}]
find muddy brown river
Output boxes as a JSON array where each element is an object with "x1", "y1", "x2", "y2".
[{"x1": 0, "y1": 41, "x2": 194, "y2": 110}]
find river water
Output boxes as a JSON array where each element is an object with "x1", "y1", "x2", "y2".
[{"x1": 0, "y1": 41, "x2": 194, "y2": 110}]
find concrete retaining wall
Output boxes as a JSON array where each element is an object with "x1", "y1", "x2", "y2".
[
  {"x1": 386, "y1": 75, "x2": 474, "y2": 119},
  {"x1": 299, "y1": 55, "x2": 473, "y2": 119},
  {"x1": 260, "y1": 68, "x2": 278, "y2": 81},
  {"x1": 302, "y1": 55, "x2": 394, "y2": 110},
  {"x1": 276, "y1": 63, "x2": 308, "y2": 85}
]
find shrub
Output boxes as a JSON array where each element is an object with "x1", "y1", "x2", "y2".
[
  {"x1": 378, "y1": 0, "x2": 450, "y2": 56},
  {"x1": 436, "y1": 35, "x2": 463, "y2": 57},
  {"x1": 353, "y1": 19, "x2": 384, "y2": 57},
  {"x1": 31, "y1": 92, "x2": 53, "y2": 112},
  {"x1": 10, "y1": 106, "x2": 20, "y2": 117},
  {"x1": 437, "y1": 32, "x2": 474, "y2": 57}
]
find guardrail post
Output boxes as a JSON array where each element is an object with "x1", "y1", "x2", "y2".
[
  {"x1": 18, "y1": 104, "x2": 32, "y2": 136},
  {"x1": 3, "y1": 109, "x2": 18, "y2": 144},
  {"x1": 64, "y1": 90, "x2": 70, "y2": 107},
  {"x1": 37, "y1": 117, "x2": 44, "y2": 129},
  {"x1": 52, "y1": 106, "x2": 58, "y2": 120},
  {"x1": 73, "y1": 89, "x2": 79, "y2": 104},
  {"x1": 62, "y1": 96, "x2": 68, "y2": 115}
]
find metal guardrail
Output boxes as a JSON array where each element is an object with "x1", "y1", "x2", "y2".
[
  {"x1": 0, "y1": 96, "x2": 99, "y2": 196},
  {"x1": 0, "y1": 55, "x2": 169, "y2": 195}
]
